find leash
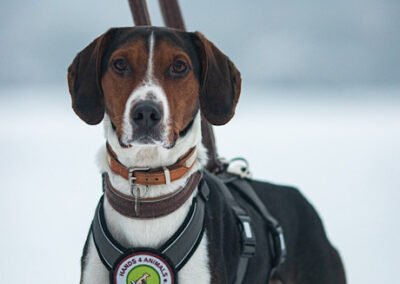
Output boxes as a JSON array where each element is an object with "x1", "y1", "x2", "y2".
[{"x1": 92, "y1": 176, "x2": 210, "y2": 284}]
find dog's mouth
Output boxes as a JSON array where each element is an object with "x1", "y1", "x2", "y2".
[
  {"x1": 116, "y1": 122, "x2": 171, "y2": 148},
  {"x1": 113, "y1": 114, "x2": 196, "y2": 149},
  {"x1": 122, "y1": 131, "x2": 165, "y2": 148},
  {"x1": 179, "y1": 118, "x2": 195, "y2": 138},
  {"x1": 135, "y1": 136, "x2": 157, "y2": 144},
  {"x1": 127, "y1": 134, "x2": 163, "y2": 146},
  {"x1": 118, "y1": 125, "x2": 194, "y2": 149}
]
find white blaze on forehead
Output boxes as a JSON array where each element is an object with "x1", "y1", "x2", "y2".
[
  {"x1": 145, "y1": 32, "x2": 155, "y2": 83},
  {"x1": 121, "y1": 31, "x2": 171, "y2": 146}
]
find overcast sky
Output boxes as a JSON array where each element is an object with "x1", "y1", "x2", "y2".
[{"x1": 0, "y1": 0, "x2": 399, "y2": 88}]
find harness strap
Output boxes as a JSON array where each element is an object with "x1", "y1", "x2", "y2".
[
  {"x1": 92, "y1": 178, "x2": 209, "y2": 272},
  {"x1": 203, "y1": 171, "x2": 256, "y2": 284},
  {"x1": 228, "y1": 178, "x2": 287, "y2": 268},
  {"x1": 207, "y1": 170, "x2": 287, "y2": 282}
]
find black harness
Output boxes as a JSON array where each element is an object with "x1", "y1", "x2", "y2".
[
  {"x1": 205, "y1": 171, "x2": 286, "y2": 283},
  {"x1": 91, "y1": 170, "x2": 286, "y2": 283}
]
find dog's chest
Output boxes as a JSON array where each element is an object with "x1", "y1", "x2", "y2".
[
  {"x1": 82, "y1": 234, "x2": 210, "y2": 284},
  {"x1": 81, "y1": 197, "x2": 211, "y2": 284},
  {"x1": 103, "y1": 198, "x2": 192, "y2": 247}
]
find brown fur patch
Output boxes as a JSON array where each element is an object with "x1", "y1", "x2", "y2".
[
  {"x1": 101, "y1": 40, "x2": 149, "y2": 140},
  {"x1": 152, "y1": 40, "x2": 200, "y2": 144}
]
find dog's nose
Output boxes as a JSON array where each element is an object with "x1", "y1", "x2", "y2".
[{"x1": 131, "y1": 101, "x2": 162, "y2": 129}]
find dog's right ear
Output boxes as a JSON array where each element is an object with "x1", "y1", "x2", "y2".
[{"x1": 67, "y1": 30, "x2": 113, "y2": 125}]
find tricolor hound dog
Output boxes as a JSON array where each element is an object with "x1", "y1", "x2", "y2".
[{"x1": 68, "y1": 27, "x2": 346, "y2": 284}]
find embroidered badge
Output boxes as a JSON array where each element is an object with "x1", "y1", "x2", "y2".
[{"x1": 113, "y1": 251, "x2": 175, "y2": 284}]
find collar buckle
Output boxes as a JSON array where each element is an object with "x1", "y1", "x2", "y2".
[
  {"x1": 107, "y1": 143, "x2": 197, "y2": 186},
  {"x1": 128, "y1": 167, "x2": 150, "y2": 185}
]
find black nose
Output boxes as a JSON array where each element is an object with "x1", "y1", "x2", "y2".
[{"x1": 131, "y1": 101, "x2": 162, "y2": 129}]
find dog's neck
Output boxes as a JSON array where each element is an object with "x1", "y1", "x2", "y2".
[
  {"x1": 96, "y1": 112, "x2": 207, "y2": 248},
  {"x1": 99, "y1": 112, "x2": 207, "y2": 196}
]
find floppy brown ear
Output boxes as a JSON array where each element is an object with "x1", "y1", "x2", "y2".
[
  {"x1": 67, "y1": 31, "x2": 111, "y2": 125},
  {"x1": 192, "y1": 32, "x2": 242, "y2": 125}
]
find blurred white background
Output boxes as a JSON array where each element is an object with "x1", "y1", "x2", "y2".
[{"x1": 0, "y1": 0, "x2": 399, "y2": 283}]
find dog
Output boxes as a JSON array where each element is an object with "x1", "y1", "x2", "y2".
[
  {"x1": 132, "y1": 273, "x2": 150, "y2": 284},
  {"x1": 68, "y1": 26, "x2": 346, "y2": 283}
]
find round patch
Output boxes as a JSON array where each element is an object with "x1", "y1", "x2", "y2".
[{"x1": 113, "y1": 251, "x2": 175, "y2": 284}]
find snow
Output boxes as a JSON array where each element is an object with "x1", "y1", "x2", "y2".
[{"x1": 0, "y1": 85, "x2": 399, "y2": 283}]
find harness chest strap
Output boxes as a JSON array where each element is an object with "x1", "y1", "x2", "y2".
[
  {"x1": 92, "y1": 177, "x2": 210, "y2": 273},
  {"x1": 107, "y1": 143, "x2": 198, "y2": 185}
]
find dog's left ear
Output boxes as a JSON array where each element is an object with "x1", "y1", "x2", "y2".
[
  {"x1": 67, "y1": 30, "x2": 113, "y2": 125},
  {"x1": 192, "y1": 32, "x2": 242, "y2": 125}
]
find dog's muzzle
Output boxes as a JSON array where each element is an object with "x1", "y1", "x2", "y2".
[
  {"x1": 130, "y1": 101, "x2": 162, "y2": 129},
  {"x1": 128, "y1": 100, "x2": 165, "y2": 144}
]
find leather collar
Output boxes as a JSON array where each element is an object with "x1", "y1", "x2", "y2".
[
  {"x1": 106, "y1": 143, "x2": 198, "y2": 186},
  {"x1": 103, "y1": 171, "x2": 202, "y2": 218}
]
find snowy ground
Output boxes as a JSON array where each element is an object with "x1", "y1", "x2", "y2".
[{"x1": 0, "y1": 85, "x2": 399, "y2": 283}]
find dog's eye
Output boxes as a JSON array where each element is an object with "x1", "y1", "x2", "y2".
[
  {"x1": 112, "y1": 58, "x2": 130, "y2": 74},
  {"x1": 170, "y1": 59, "x2": 189, "y2": 76}
]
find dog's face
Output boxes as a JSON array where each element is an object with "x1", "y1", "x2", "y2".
[{"x1": 68, "y1": 27, "x2": 241, "y2": 148}]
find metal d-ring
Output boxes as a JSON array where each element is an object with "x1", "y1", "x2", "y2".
[
  {"x1": 227, "y1": 157, "x2": 252, "y2": 179},
  {"x1": 128, "y1": 167, "x2": 149, "y2": 215}
]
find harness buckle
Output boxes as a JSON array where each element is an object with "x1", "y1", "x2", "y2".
[
  {"x1": 238, "y1": 215, "x2": 256, "y2": 257},
  {"x1": 270, "y1": 224, "x2": 287, "y2": 266}
]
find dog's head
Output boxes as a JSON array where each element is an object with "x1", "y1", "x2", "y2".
[{"x1": 68, "y1": 27, "x2": 241, "y2": 148}]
